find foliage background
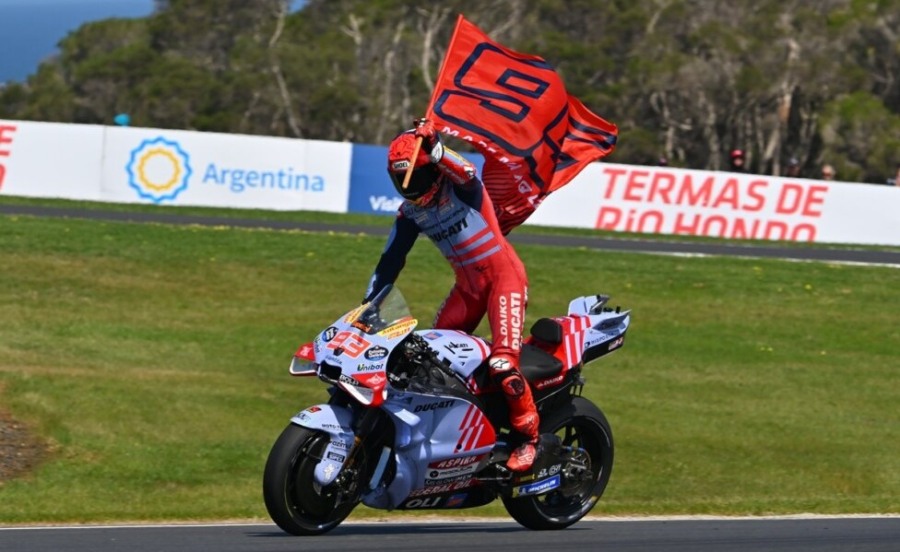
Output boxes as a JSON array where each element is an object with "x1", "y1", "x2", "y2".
[{"x1": 1, "y1": 0, "x2": 899, "y2": 183}]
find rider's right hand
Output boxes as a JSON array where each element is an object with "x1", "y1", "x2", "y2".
[{"x1": 414, "y1": 118, "x2": 443, "y2": 163}]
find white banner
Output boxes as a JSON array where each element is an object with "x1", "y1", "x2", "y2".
[
  {"x1": 0, "y1": 120, "x2": 104, "y2": 200},
  {"x1": 100, "y1": 126, "x2": 351, "y2": 212},
  {"x1": 527, "y1": 163, "x2": 900, "y2": 246}
]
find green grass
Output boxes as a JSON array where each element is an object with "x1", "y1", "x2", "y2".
[{"x1": 0, "y1": 199, "x2": 898, "y2": 523}]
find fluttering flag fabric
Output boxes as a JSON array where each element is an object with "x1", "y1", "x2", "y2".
[{"x1": 427, "y1": 15, "x2": 618, "y2": 234}]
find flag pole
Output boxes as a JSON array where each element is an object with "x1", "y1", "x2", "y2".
[{"x1": 402, "y1": 14, "x2": 466, "y2": 190}]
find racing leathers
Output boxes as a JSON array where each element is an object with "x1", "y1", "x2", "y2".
[{"x1": 365, "y1": 144, "x2": 539, "y2": 472}]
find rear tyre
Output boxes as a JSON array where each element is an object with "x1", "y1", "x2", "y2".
[
  {"x1": 502, "y1": 396, "x2": 614, "y2": 530},
  {"x1": 263, "y1": 424, "x2": 363, "y2": 536}
]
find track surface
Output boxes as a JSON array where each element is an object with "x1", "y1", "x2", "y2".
[{"x1": 2, "y1": 517, "x2": 899, "y2": 552}]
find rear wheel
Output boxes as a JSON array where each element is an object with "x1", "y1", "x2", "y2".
[
  {"x1": 502, "y1": 396, "x2": 614, "y2": 530},
  {"x1": 263, "y1": 424, "x2": 364, "y2": 536}
]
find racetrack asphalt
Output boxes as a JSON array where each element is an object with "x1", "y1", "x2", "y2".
[{"x1": 2, "y1": 203, "x2": 899, "y2": 267}]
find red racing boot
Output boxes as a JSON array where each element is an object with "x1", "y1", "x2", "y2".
[{"x1": 489, "y1": 355, "x2": 540, "y2": 472}]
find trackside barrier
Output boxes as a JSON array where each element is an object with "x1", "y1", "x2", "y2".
[{"x1": 1, "y1": 119, "x2": 898, "y2": 246}]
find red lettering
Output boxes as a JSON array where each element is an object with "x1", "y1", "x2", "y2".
[
  {"x1": 775, "y1": 184, "x2": 805, "y2": 214},
  {"x1": 0, "y1": 124, "x2": 16, "y2": 152},
  {"x1": 791, "y1": 224, "x2": 817, "y2": 241},
  {"x1": 648, "y1": 171, "x2": 676, "y2": 203},
  {"x1": 701, "y1": 215, "x2": 731, "y2": 237},
  {"x1": 731, "y1": 218, "x2": 761, "y2": 239},
  {"x1": 763, "y1": 221, "x2": 790, "y2": 240},
  {"x1": 802, "y1": 186, "x2": 828, "y2": 217},
  {"x1": 744, "y1": 181, "x2": 767, "y2": 211},
  {"x1": 623, "y1": 170, "x2": 650, "y2": 201},
  {"x1": 0, "y1": 124, "x2": 15, "y2": 190},
  {"x1": 673, "y1": 213, "x2": 702, "y2": 235},
  {"x1": 678, "y1": 174, "x2": 715, "y2": 206},
  {"x1": 595, "y1": 206, "x2": 622, "y2": 230},
  {"x1": 602, "y1": 167, "x2": 628, "y2": 199},
  {"x1": 711, "y1": 179, "x2": 741, "y2": 210},
  {"x1": 637, "y1": 210, "x2": 665, "y2": 233}
]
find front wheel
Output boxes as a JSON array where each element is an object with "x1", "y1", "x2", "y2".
[
  {"x1": 502, "y1": 396, "x2": 614, "y2": 530},
  {"x1": 262, "y1": 424, "x2": 363, "y2": 536}
]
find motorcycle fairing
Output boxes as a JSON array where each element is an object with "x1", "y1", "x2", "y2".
[
  {"x1": 363, "y1": 391, "x2": 496, "y2": 510},
  {"x1": 290, "y1": 404, "x2": 355, "y2": 486},
  {"x1": 416, "y1": 329, "x2": 490, "y2": 380}
]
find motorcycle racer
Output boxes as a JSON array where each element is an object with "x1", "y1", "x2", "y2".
[{"x1": 363, "y1": 119, "x2": 538, "y2": 472}]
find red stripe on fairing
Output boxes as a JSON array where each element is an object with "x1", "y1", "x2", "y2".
[
  {"x1": 459, "y1": 403, "x2": 476, "y2": 430},
  {"x1": 449, "y1": 330, "x2": 490, "y2": 359}
]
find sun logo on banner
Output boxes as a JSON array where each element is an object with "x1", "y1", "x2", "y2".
[{"x1": 126, "y1": 137, "x2": 192, "y2": 203}]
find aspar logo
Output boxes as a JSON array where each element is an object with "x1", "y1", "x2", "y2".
[
  {"x1": 126, "y1": 137, "x2": 193, "y2": 203},
  {"x1": 0, "y1": 123, "x2": 16, "y2": 190}
]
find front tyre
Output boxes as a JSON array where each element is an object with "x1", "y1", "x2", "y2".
[
  {"x1": 502, "y1": 396, "x2": 614, "y2": 530},
  {"x1": 263, "y1": 424, "x2": 361, "y2": 536}
]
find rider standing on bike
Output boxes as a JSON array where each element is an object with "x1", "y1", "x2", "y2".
[{"x1": 363, "y1": 119, "x2": 538, "y2": 472}]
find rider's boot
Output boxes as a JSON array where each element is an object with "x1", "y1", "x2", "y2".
[{"x1": 490, "y1": 355, "x2": 540, "y2": 472}]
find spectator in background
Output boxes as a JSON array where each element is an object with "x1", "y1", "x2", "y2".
[
  {"x1": 785, "y1": 157, "x2": 801, "y2": 178},
  {"x1": 729, "y1": 149, "x2": 747, "y2": 173},
  {"x1": 821, "y1": 164, "x2": 836, "y2": 181}
]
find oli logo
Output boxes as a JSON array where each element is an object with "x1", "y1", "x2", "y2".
[{"x1": 126, "y1": 136, "x2": 192, "y2": 203}]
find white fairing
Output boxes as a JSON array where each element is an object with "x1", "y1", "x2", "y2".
[
  {"x1": 362, "y1": 391, "x2": 495, "y2": 509},
  {"x1": 291, "y1": 405, "x2": 355, "y2": 486},
  {"x1": 415, "y1": 329, "x2": 490, "y2": 379}
]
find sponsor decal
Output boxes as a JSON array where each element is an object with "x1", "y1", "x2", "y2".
[
  {"x1": 498, "y1": 292, "x2": 523, "y2": 349},
  {"x1": 202, "y1": 163, "x2": 324, "y2": 194},
  {"x1": 356, "y1": 362, "x2": 383, "y2": 372},
  {"x1": 295, "y1": 343, "x2": 315, "y2": 361},
  {"x1": 407, "y1": 478, "x2": 477, "y2": 497},
  {"x1": 413, "y1": 399, "x2": 455, "y2": 413},
  {"x1": 444, "y1": 494, "x2": 467, "y2": 508},
  {"x1": 534, "y1": 373, "x2": 565, "y2": 390},
  {"x1": 322, "y1": 327, "x2": 339, "y2": 342},
  {"x1": 370, "y1": 195, "x2": 403, "y2": 212},
  {"x1": 402, "y1": 496, "x2": 442, "y2": 509},
  {"x1": 326, "y1": 451, "x2": 346, "y2": 463},
  {"x1": 305, "y1": 406, "x2": 322, "y2": 413},
  {"x1": 377, "y1": 318, "x2": 418, "y2": 339},
  {"x1": 429, "y1": 454, "x2": 484, "y2": 470},
  {"x1": 126, "y1": 136, "x2": 193, "y2": 203},
  {"x1": 424, "y1": 474, "x2": 472, "y2": 485},
  {"x1": 512, "y1": 474, "x2": 561, "y2": 498},
  {"x1": 364, "y1": 346, "x2": 389, "y2": 360},
  {"x1": 608, "y1": 336, "x2": 625, "y2": 351},
  {"x1": 428, "y1": 217, "x2": 469, "y2": 241},
  {"x1": 423, "y1": 331, "x2": 442, "y2": 340}
]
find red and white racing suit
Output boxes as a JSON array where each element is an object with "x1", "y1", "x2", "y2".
[{"x1": 365, "y1": 148, "x2": 539, "y2": 463}]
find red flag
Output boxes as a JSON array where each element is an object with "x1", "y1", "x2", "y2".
[{"x1": 428, "y1": 15, "x2": 618, "y2": 234}]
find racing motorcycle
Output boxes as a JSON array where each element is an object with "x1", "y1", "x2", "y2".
[{"x1": 263, "y1": 284, "x2": 630, "y2": 535}]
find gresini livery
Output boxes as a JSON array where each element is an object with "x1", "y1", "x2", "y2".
[{"x1": 263, "y1": 285, "x2": 630, "y2": 535}]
